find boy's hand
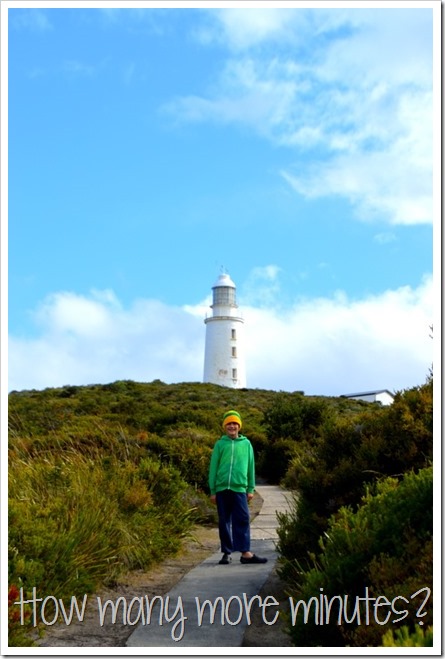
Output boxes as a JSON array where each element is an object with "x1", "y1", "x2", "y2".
[
  {"x1": 247, "y1": 493, "x2": 254, "y2": 502},
  {"x1": 210, "y1": 494, "x2": 217, "y2": 504}
]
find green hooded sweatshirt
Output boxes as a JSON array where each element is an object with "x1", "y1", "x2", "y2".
[{"x1": 208, "y1": 434, "x2": 255, "y2": 495}]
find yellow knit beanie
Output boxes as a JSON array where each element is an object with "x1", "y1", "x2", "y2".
[{"x1": 222, "y1": 410, "x2": 242, "y2": 429}]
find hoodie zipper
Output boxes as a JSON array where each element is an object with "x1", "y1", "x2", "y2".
[{"x1": 227, "y1": 440, "x2": 235, "y2": 489}]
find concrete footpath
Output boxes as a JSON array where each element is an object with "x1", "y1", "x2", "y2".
[{"x1": 126, "y1": 485, "x2": 292, "y2": 648}]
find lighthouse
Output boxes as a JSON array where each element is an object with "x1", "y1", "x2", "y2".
[{"x1": 203, "y1": 272, "x2": 246, "y2": 388}]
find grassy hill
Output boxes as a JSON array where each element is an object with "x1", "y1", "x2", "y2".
[
  {"x1": 8, "y1": 378, "x2": 367, "y2": 444},
  {"x1": 8, "y1": 378, "x2": 433, "y2": 646}
]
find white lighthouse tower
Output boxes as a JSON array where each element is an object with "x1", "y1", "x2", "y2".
[{"x1": 203, "y1": 272, "x2": 246, "y2": 388}]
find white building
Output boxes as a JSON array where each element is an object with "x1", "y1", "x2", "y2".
[
  {"x1": 342, "y1": 390, "x2": 395, "y2": 406},
  {"x1": 203, "y1": 272, "x2": 246, "y2": 388}
]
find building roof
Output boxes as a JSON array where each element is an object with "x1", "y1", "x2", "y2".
[{"x1": 341, "y1": 389, "x2": 394, "y2": 398}]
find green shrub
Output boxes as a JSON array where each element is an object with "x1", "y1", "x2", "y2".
[
  {"x1": 382, "y1": 625, "x2": 433, "y2": 647},
  {"x1": 8, "y1": 439, "x2": 197, "y2": 645},
  {"x1": 9, "y1": 378, "x2": 427, "y2": 646},
  {"x1": 258, "y1": 393, "x2": 336, "y2": 484},
  {"x1": 257, "y1": 438, "x2": 300, "y2": 484},
  {"x1": 263, "y1": 392, "x2": 333, "y2": 442},
  {"x1": 282, "y1": 468, "x2": 433, "y2": 647},
  {"x1": 279, "y1": 382, "x2": 433, "y2": 566}
]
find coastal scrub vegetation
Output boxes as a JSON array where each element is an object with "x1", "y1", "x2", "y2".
[
  {"x1": 275, "y1": 377, "x2": 433, "y2": 646},
  {"x1": 8, "y1": 377, "x2": 433, "y2": 646}
]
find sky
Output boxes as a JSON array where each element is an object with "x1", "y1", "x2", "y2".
[{"x1": 4, "y1": 1, "x2": 439, "y2": 396}]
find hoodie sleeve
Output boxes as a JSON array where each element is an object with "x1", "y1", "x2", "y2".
[
  {"x1": 208, "y1": 441, "x2": 221, "y2": 495},
  {"x1": 247, "y1": 441, "x2": 255, "y2": 494}
]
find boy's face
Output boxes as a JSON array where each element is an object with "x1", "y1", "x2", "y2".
[{"x1": 225, "y1": 422, "x2": 240, "y2": 439}]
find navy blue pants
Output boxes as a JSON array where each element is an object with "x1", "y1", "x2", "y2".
[{"x1": 216, "y1": 489, "x2": 250, "y2": 554}]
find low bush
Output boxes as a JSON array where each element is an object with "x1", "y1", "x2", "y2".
[
  {"x1": 262, "y1": 393, "x2": 333, "y2": 441},
  {"x1": 8, "y1": 378, "x2": 432, "y2": 647},
  {"x1": 256, "y1": 438, "x2": 300, "y2": 484},
  {"x1": 281, "y1": 467, "x2": 433, "y2": 647},
  {"x1": 382, "y1": 625, "x2": 433, "y2": 647},
  {"x1": 279, "y1": 382, "x2": 433, "y2": 567},
  {"x1": 150, "y1": 426, "x2": 214, "y2": 491},
  {"x1": 8, "y1": 440, "x2": 196, "y2": 645}
]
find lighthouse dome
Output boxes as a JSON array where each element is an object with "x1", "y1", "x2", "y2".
[{"x1": 212, "y1": 273, "x2": 236, "y2": 289}]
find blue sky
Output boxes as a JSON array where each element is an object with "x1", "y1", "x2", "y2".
[{"x1": 5, "y1": 2, "x2": 437, "y2": 395}]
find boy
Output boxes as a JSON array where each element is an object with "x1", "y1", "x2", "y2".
[{"x1": 209, "y1": 410, "x2": 268, "y2": 565}]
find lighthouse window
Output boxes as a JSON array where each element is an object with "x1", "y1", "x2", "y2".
[
  {"x1": 232, "y1": 347, "x2": 237, "y2": 358},
  {"x1": 231, "y1": 329, "x2": 236, "y2": 340},
  {"x1": 232, "y1": 369, "x2": 237, "y2": 379}
]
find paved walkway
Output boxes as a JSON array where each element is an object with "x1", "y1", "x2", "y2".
[{"x1": 126, "y1": 485, "x2": 292, "y2": 648}]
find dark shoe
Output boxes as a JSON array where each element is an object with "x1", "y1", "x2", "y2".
[
  {"x1": 240, "y1": 554, "x2": 268, "y2": 564},
  {"x1": 219, "y1": 553, "x2": 232, "y2": 565}
]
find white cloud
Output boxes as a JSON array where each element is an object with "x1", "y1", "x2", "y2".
[
  {"x1": 98, "y1": 7, "x2": 168, "y2": 35},
  {"x1": 241, "y1": 265, "x2": 283, "y2": 308},
  {"x1": 194, "y1": 8, "x2": 299, "y2": 51},
  {"x1": 242, "y1": 275, "x2": 434, "y2": 395},
  {"x1": 62, "y1": 60, "x2": 96, "y2": 77},
  {"x1": 10, "y1": 9, "x2": 53, "y2": 32},
  {"x1": 33, "y1": 289, "x2": 122, "y2": 338},
  {"x1": 373, "y1": 232, "x2": 396, "y2": 245},
  {"x1": 122, "y1": 62, "x2": 136, "y2": 86},
  {"x1": 61, "y1": 57, "x2": 110, "y2": 78},
  {"x1": 9, "y1": 291, "x2": 206, "y2": 392},
  {"x1": 314, "y1": 9, "x2": 432, "y2": 88},
  {"x1": 280, "y1": 133, "x2": 432, "y2": 226},
  {"x1": 8, "y1": 277, "x2": 433, "y2": 396},
  {"x1": 280, "y1": 82, "x2": 432, "y2": 224},
  {"x1": 165, "y1": 7, "x2": 433, "y2": 226}
]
